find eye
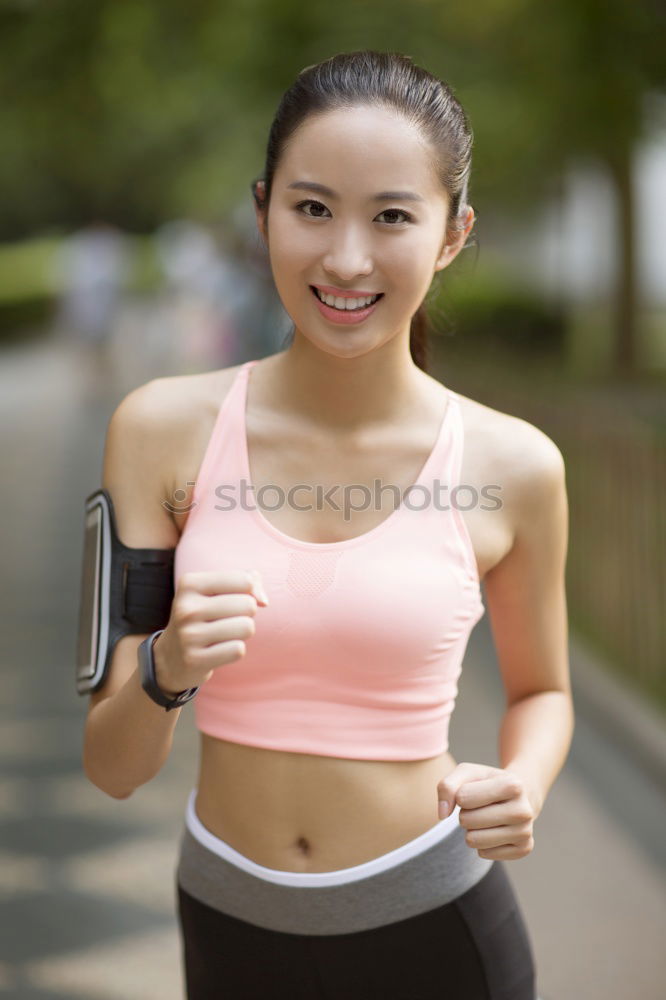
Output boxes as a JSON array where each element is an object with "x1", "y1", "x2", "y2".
[
  {"x1": 295, "y1": 199, "x2": 330, "y2": 219},
  {"x1": 377, "y1": 208, "x2": 414, "y2": 225},
  {"x1": 294, "y1": 200, "x2": 413, "y2": 225}
]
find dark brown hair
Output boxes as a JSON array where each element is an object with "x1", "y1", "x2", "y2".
[{"x1": 252, "y1": 49, "x2": 474, "y2": 373}]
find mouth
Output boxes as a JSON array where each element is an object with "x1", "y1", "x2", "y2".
[{"x1": 309, "y1": 285, "x2": 384, "y2": 313}]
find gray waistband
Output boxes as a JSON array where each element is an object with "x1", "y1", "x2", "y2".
[{"x1": 176, "y1": 819, "x2": 494, "y2": 935}]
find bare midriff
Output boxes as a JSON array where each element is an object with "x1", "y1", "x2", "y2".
[{"x1": 194, "y1": 735, "x2": 458, "y2": 872}]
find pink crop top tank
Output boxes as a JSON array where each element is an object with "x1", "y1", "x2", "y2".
[{"x1": 173, "y1": 359, "x2": 485, "y2": 761}]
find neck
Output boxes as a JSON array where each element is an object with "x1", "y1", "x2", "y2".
[{"x1": 264, "y1": 335, "x2": 431, "y2": 434}]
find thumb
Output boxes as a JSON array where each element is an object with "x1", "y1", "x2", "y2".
[
  {"x1": 437, "y1": 766, "x2": 466, "y2": 819},
  {"x1": 437, "y1": 787, "x2": 456, "y2": 819},
  {"x1": 437, "y1": 761, "x2": 496, "y2": 819},
  {"x1": 250, "y1": 570, "x2": 270, "y2": 606}
]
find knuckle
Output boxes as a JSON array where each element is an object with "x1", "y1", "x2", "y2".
[
  {"x1": 179, "y1": 572, "x2": 202, "y2": 593},
  {"x1": 173, "y1": 598, "x2": 199, "y2": 624},
  {"x1": 184, "y1": 645, "x2": 206, "y2": 668},
  {"x1": 180, "y1": 622, "x2": 201, "y2": 644}
]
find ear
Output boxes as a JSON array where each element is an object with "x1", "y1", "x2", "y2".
[
  {"x1": 253, "y1": 180, "x2": 269, "y2": 246},
  {"x1": 434, "y1": 206, "x2": 475, "y2": 273}
]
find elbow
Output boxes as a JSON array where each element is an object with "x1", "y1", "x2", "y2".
[
  {"x1": 84, "y1": 771, "x2": 135, "y2": 800},
  {"x1": 112, "y1": 789, "x2": 134, "y2": 800},
  {"x1": 82, "y1": 754, "x2": 135, "y2": 801},
  {"x1": 106, "y1": 783, "x2": 134, "y2": 800}
]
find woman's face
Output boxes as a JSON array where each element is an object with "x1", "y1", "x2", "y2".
[{"x1": 256, "y1": 105, "x2": 470, "y2": 359}]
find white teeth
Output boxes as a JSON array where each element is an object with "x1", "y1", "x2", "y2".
[{"x1": 314, "y1": 288, "x2": 379, "y2": 310}]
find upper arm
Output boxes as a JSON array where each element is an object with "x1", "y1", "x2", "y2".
[
  {"x1": 86, "y1": 379, "x2": 181, "y2": 714},
  {"x1": 483, "y1": 423, "x2": 570, "y2": 706}
]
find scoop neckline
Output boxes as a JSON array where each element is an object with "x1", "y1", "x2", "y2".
[{"x1": 238, "y1": 358, "x2": 457, "y2": 551}]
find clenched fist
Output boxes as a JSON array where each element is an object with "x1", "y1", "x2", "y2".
[{"x1": 152, "y1": 569, "x2": 269, "y2": 696}]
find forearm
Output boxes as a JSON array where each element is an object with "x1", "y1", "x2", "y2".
[
  {"x1": 499, "y1": 689, "x2": 575, "y2": 818},
  {"x1": 83, "y1": 663, "x2": 183, "y2": 799}
]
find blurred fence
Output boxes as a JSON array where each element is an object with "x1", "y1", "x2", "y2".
[
  {"x1": 435, "y1": 341, "x2": 666, "y2": 711},
  {"x1": 565, "y1": 423, "x2": 665, "y2": 703}
]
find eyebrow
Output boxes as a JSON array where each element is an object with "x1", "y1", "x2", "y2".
[{"x1": 286, "y1": 180, "x2": 425, "y2": 203}]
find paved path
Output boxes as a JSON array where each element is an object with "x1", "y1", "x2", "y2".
[{"x1": 0, "y1": 332, "x2": 664, "y2": 998}]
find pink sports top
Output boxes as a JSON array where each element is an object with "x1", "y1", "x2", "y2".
[{"x1": 173, "y1": 359, "x2": 485, "y2": 761}]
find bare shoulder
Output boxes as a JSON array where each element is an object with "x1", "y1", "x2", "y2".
[
  {"x1": 114, "y1": 363, "x2": 248, "y2": 451},
  {"x1": 117, "y1": 365, "x2": 246, "y2": 532},
  {"x1": 117, "y1": 364, "x2": 243, "y2": 425},
  {"x1": 452, "y1": 388, "x2": 565, "y2": 529},
  {"x1": 454, "y1": 385, "x2": 562, "y2": 462}
]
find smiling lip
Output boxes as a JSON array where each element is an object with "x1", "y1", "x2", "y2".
[
  {"x1": 311, "y1": 284, "x2": 383, "y2": 299},
  {"x1": 310, "y1": 285, "x2": 382, "y2": 325}
]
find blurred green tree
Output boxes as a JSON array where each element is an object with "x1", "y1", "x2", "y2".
[{"x1": 0, "y1": 0, "x2": 663, "y2": 371}]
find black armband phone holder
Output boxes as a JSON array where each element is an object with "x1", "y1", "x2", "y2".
[{"x1": 75, "y1": 487, "x2": 176, "y2": 695}]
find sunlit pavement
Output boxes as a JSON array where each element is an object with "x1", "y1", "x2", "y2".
[{"x1": 1, "y1": 331, "x2": 664, "y2": 999}]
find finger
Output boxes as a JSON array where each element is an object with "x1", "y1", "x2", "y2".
[
  {"x1": 478, "y1": 838, "x2": 535, "y2": 861},
  {"x1": 182, "y1": 569, "x2": 268, "y2": 603},
  {"x1": 438, "y1": 763, "x2": 499, "y2": 814},
  {"x1": 199, "y1": 594, "x2": 260, "y2": 621},
  {"x1": 457, "y1": 776, "x2": 522, "y2": 810},
  {"x1": 197, "y1": 637, "x2": 250, "y2": 668},
  {"x1": 459, "y1": 803, "x2": 514, "y2": 830},
  {"x1": 460, "y1": 800, "x2": 533, "y2": 830},
  {"x1": 477, "y1": 846, "x2": 518, "y2": 861},
  {"x1": 464, "y1": 824, "x2": 533, "y2": 849},
  {"x1": 198, "y1": 615, "x2": 256, "y2": 647}
]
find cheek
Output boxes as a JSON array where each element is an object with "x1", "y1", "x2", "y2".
[
  {"x1": 270, "y1": 225, "x2": 321, "y2": 274},
  {"x1": 381, "y1": 237, "x2": 430, "y2": 279},
  {"x1": 404, "y1": 244, "x2": 442, "y2": 297}
]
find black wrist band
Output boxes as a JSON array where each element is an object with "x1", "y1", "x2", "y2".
[{"x1": 139, "y1": 629, "x2": 199, "y2": 712}]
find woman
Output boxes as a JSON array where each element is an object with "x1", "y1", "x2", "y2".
[{"x1": 83, "y1": 50, "x2": 573, "y2": 999}]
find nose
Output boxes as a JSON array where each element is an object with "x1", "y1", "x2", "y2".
[{"x1": 322, "y1": 223, "x2": 374, "y2": 283}]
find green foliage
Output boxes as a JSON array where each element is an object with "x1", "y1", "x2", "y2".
[
  {"x1": 0, "y1": 236, "x2": 61, "y2": 302},
  {"x1": 0, "y1": 0, "x2": 663, "y2": 236},
  {"x1": 429, "y1": 262, "x2": 565, "y2": 357},
  {"x1": 0, "y1": 297, "x2": 55, "y2": 344},
  {"x1": 130, "y1": 236, "x2": 163, "y2": 293}
]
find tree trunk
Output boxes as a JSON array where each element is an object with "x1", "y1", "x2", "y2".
[{"x1": 605, "y1": 143, "x2": 637, "y2": 376}]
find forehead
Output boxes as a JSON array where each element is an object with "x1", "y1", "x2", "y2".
[{"x1": 276, "y1": 105, "x2": 440, "y2": 196}]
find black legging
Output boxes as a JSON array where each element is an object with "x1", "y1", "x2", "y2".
[{"x1": 176, "y1": 860, "x2": 537, "y2": 999}]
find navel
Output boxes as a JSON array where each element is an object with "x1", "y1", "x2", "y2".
[{"x1": 294, "y1": 835, "x2": 312, "y2": 855}]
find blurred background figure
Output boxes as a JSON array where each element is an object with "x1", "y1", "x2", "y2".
[
  {"x1": 216, "y1": 200, "x2": 292, "y2": 365},
  {"x1": 152, "y1": 212, "x2": 289, "y2": 373},
  {"x1": 153, "y1": 218, "x2": 231, "y2": 371},
  {"x1": 52, "y1": 220, "x2": 131, "y2": 391}
]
